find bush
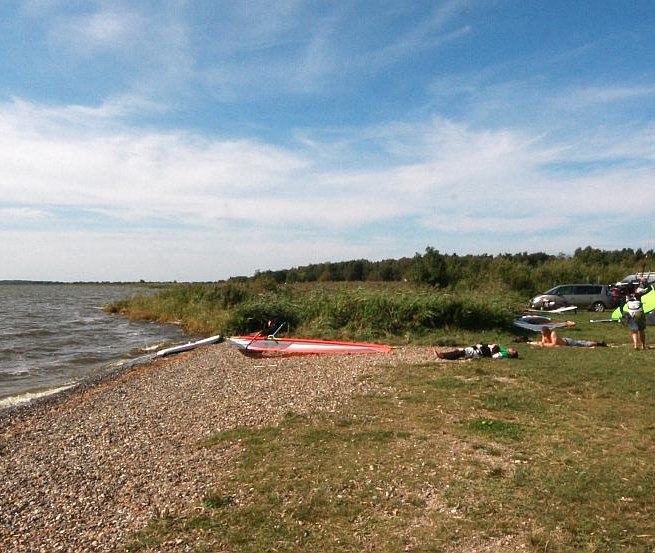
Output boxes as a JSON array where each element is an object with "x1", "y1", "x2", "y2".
[{"x1": 218, "y1": 286, "x2": 517, "y2": 339}]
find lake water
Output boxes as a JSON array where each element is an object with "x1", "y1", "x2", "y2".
[{"x1": 0, "y1": 283, "x2": 191, "y2": 408}]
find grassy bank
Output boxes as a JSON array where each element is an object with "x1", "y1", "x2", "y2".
[
  {"x1": 125, "y1": 312, "x2": 654, "y2": 552},
  {"x1": 108, "y1": 281, "x2": 526, "y2": 342}
]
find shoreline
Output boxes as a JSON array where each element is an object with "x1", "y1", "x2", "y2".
[
  {"x1": 0, "y1": 333, "x2": 220, "y2": 419},
  {"x1": 0, "y1": 352, "x2": 159, "y2": 423},
  {"x1": 0, "y1": 342, "x2": 434, "y2": 551}
]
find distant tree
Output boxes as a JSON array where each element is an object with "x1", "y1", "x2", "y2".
[
  {"x1": 345, "y1": 260, "x2": 366, "y2": 281},
  {"x1": 375, "y1": 260, "x2": 399, "y2": 281},
  {"x1": 409, "y1": 247, "x2": 450, "y2": 287}
]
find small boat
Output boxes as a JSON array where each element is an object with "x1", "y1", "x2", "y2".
[{"x1": 226, "y1": 335, "x2": 393, "y2": 358}]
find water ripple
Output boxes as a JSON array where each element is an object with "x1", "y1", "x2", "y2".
[{"x1": 0, "y1": 284, "x2": 190, "y2": 403}]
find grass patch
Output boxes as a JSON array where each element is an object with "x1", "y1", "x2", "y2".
[
  {"x1": 466, "y1": 417, "x2": 524, "y2": 441},
  {"x1": 203, "y1": 495, "x2": 237, "y2": 510},
  {"x1": 125, "y1": 316, "x2": 655, "y2": 552}
]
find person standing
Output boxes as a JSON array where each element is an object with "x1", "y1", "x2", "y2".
[
  {"x1": 620, "y1": 294, "x2": 646, "y2": 350},
  {"x1": 636, "y1": 277, "x2": 653, "y2": 299}
]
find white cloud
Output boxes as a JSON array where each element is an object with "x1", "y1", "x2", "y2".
[
  {"x1": 2, "y1": 97, "x2": 654, "y2": 246},
  {"x1": 558, "y1": 84, "x2": 655, "y2": 108},
  {"x1": 29, "y1": 0, "x2": 157, "y2": 58},
  {"x1": 17, "y1": 1, "x2": 194, "y2": 104},
  {"x1": 56, "y1": 9, "x2": 143, "y2": 52},
  {"x1": 0, "y1": 97, "x2": 155, "y2": 140},
  {"x1": 198, "y1": 0, "x2": 475, "y2": 99},
  {"x1": 0, "y1": 207, "x2": 50, "y2": 222}
]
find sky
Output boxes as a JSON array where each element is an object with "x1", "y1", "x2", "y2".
[{"x1": 1, "y1": 0, "x2": 654, "y2": 282}]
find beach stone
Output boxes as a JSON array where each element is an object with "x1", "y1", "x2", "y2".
[{"x1": 0, "y1": 343, "x2": 434, "y2": 552}]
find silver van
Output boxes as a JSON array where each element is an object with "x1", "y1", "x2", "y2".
[{"x1": 529, "y1": 284, "x2": 616, "y2": 312}]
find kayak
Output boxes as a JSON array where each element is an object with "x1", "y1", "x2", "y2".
[{"x1": 226, "y1": 336, "x2": 393, "y2": 358}]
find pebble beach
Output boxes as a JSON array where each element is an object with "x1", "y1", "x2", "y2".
[{"x1": 0, "y1": 342, "x2": 433, "y2": 552}]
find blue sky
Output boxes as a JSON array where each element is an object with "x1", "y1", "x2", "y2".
[{"x1": 1, "y1": 0, "x2": 654, "y2": 281}]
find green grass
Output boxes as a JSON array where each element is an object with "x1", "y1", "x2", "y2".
[{"x1": 125, "y1": 311, "x2": 655, "y2": 552}]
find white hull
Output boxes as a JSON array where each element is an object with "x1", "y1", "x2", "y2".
[{"x1": 156, "y1": 335, "x2": 223, "y2": 357}]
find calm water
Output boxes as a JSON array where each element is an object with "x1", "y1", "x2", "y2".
[{"x1": 0, "y1": 283, "x2": 190, "y2": 408}]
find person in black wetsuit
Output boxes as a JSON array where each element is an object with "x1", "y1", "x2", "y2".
[{"x1": 436, "y1": 344, "x2": 518, "y2": 360}]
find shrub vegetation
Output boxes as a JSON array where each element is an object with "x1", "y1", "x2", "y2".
[{"x1": 110, "y1": 246, "x2": 652, "y2": 339}]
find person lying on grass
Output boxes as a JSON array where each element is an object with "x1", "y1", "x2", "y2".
[
  {"x1": 535, "y1": 326, "x2": 607, "y2": 348},
  {"x1": 436, "y1": 343, "x2": 519, "y2": 360}
]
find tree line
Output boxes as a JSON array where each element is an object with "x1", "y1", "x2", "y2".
[{"x1": 235, "y1": 246, "x2": 653, "y2": 296}]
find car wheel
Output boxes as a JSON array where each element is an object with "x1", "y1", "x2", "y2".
[{"x1": 591, "y1": 302, "x2": 605, "y2": 312}]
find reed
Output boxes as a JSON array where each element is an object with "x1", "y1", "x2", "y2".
[{"x1": 110, "y1": 282, "x2": 524, "y2": 340}]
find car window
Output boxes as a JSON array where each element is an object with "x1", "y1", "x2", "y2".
[
  {"x1": 574, "y1": 285, "x2": 601, "y2": 294},
  {"x1": 557, "y1": 286, "x2": 574, "y2": 295}
]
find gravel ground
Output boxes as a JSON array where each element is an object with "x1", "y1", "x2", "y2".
[{"x1": 0, "y1": 343, "x2": 435, "y2": 552}]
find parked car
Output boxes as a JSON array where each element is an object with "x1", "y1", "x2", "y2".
[{"x1": 529, "y1": 284, "x2": 618, "y2": 312}]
